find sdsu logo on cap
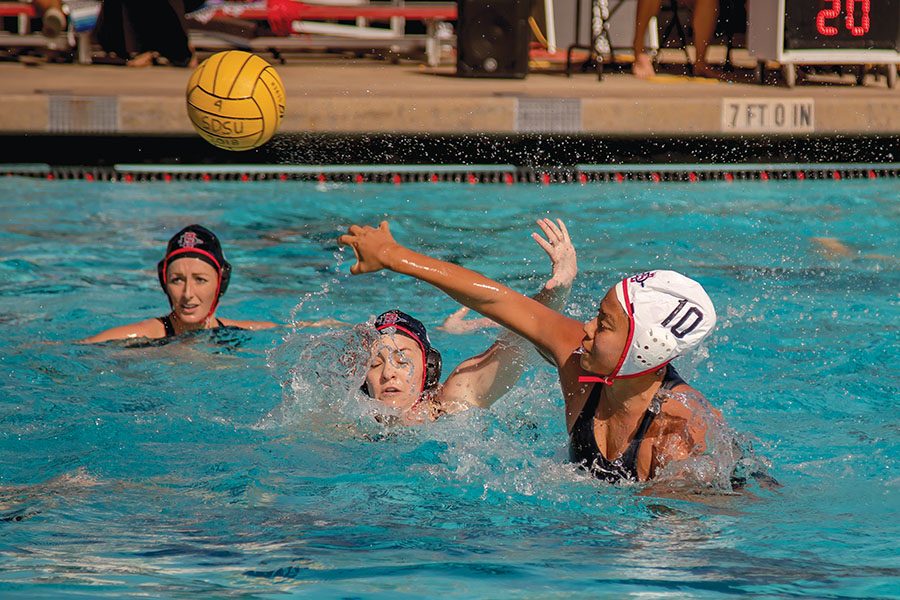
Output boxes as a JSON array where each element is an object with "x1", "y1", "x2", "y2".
[
  {"x1": 379, "y1": 311, "x2": 400, "y2": 327},
  {"x1": 178, "y1": 231, "x2": 203, "y2": 249},
  {"x1": 630, "y1": 271, "x2": 655, "y2": 287}
]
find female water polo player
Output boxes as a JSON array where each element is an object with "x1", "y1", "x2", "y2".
[
  {"x1": 82, "y1": 225, "x2": 276, "y2": 343},
  {"x1": 339, "y1": 221, "x2": 719, "y2": 482},
  {"x1": 361, "y1": 218, "x2": 577, "y2": 423}
]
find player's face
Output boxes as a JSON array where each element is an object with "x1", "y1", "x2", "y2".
[
  {"x1": 364, "y1": 334, "x2": 425, "y2": 411},
  {"x1": 165, "y1": 258, "x2": 219, "y2": 324},
  {"x1": 580, "y1": 288, "x2": 629, "y2": 376}
]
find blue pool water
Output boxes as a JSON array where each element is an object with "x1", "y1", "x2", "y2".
[{"x1": 0, "y1": 177, "x2": 897, "y2": 598}]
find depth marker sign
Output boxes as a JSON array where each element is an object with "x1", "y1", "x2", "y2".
[{"x1": 722, "y1": 98, "x2": 815, "y2": 133}]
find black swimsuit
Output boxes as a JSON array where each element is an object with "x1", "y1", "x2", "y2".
[
  {"x1": 569, "y1": 364, "x2": 687, "y2": 483},
  {"x1": 157, "y1": 315, "x2": 227, "y2": 338}
]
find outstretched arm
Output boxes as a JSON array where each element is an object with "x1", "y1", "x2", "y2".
[
  {"x1": 439, "y1": 218, "x2": 578, "y2": 409},
  {"x1": 81, "y1": 317, "x2": 283, "y2": 342},
  {"x1": 219, "y1": 318, "x2": 280, "y2": 330},
  {"x1": 290, "y1": 318, "x2": 349, "y2": 328},
  {"x1": 338, "y1": 221, "x2": 585, "y2": 367},
  {"x1": 79, "y1": 319, "x2": 164, "y2": 343},
  {"x1": 438, "y1": 306, "x2": 498, "y2": 334}
]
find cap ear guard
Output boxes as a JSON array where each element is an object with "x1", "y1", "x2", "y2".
[
  {"x1": 628, "y1": 325, "x2": 679, "y2": 371},
  {"x1": 218, "y1": 260, "x2": 232, "y2": 296},
  {"x1": 424, "y1": 347, "x2": 442, "y2": 391}
]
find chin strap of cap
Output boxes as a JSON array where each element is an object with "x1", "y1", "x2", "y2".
[{"x1": 578, "y1": 374, "x2": 614, "y2": 385}]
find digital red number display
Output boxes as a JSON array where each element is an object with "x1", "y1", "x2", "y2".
[
  {"x1": 784, "y1": 0, "x2": 899, "y2": 50},
  {"x1": 816, "y1": 0, "x2": 870, "y2": 36}
]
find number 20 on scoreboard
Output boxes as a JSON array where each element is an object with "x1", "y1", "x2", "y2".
[{"x1": 816, "y1": 1, "x2": 870, "y2": 36}]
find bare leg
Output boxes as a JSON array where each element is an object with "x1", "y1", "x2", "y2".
[
  {"x1": 691, "y1": 0, "x2": 719, "y2": 77},
  {"x1": 187, "y1": 43, "x2": 198, "y2": 69},
  {"x1": 633, "y1": 0, "x2": 663, "y2": 78}
]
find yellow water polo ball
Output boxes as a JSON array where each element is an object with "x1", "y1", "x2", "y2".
[{"x1": 186, "y1": 50, "x2": 286, "y2": 151}]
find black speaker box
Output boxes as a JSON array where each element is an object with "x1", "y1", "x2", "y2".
[{"x1": 456, "y1": 0, "x2": 531, "y2": 78}]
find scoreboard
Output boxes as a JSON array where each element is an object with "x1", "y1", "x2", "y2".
[
  {"x1": 784, "y1": 1, "x2": 899, "y2": 50},
  {"x1": 748, "y1": 0, "x2": 900, "y2": 87}
]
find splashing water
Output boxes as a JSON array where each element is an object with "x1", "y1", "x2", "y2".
[
  {"x1": 0, "y1": 178, "x2": 897, "y2": 597},
  {"x1": 268, "y1": 305, "x2": 762, "y2": 503}
]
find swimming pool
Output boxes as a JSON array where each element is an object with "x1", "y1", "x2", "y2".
[{"x1": 1, "y1": 177, "x2": 897, "y2": 597}]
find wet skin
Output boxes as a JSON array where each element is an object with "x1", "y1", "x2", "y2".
[
  {"x1": 579, "y1": 288, "x2": 630, "y2": 378},
  {"x1": 364, "y1": 334, "x2": 425, "y2": 412}
]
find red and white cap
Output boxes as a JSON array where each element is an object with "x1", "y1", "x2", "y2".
[{"x1": 581, "y1": 270, "x2": 716, "y2": 385}]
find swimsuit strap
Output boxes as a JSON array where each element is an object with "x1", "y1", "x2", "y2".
[
  {"x1": 568, "y1": 384, "x2": 604, "y2": 469},
  {"x1": 615, "y1": 364, "x2": 687, "y2": 471},
  {"x1": 579, "y1": 381, "x2": 603, "y2": 422},
  {"x1": 157, "y1": 315, "x2": 176, "y2": 338},
  {"x1": 660, "y1": 363, "x2": 686, "y2": 391},
  {"x1": 617, "y1": 407, "x2": 657, "y2": 469},
  {"x1": 156, "y1": 316, "x2": 232, "y2": 338},
  {"x1": 579, "y1": 364, "x2": 681, "y2": 426}
]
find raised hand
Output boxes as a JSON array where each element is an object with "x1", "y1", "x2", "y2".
[
  {"x1": 337, "y1": 221, "x2": 400, "y2": 275},
  {"x1": 531, "y1": 218, "x2": 577, "y2": 290}
]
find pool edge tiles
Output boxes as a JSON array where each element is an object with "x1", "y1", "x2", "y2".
[{"x1": 2, "y1": 68, "x2": 900, "y2": 136}]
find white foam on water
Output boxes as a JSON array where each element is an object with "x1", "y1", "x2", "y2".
[{"x1": 260, "y1": 265, "x2": 772, "y2": 505}]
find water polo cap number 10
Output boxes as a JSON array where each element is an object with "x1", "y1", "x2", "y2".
[{"x1": 186, "y1": 50, "x2": 286, "y2": 151}]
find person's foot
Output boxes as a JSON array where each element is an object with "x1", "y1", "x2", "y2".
[
  {"x1": 127, "y1": 51, "x2": 157, "y2": 67},
  {"x1": 41, "y1": 7, "x2": 66, "y2": 38},
  {"x1": 692, "y1": 62, "x2": 723, "y2": 80},
  {"x1": 632, "y1": 53, "x2": 655, "y2": 79}
]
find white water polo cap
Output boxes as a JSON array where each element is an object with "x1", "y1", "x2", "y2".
[{"x1": 582, "y1": 270, "x2": 716, "y2": 384}]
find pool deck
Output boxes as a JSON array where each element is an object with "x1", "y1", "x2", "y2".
[{"x1": 2, "y1": 50, "x2": 899, "y2": 138}]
